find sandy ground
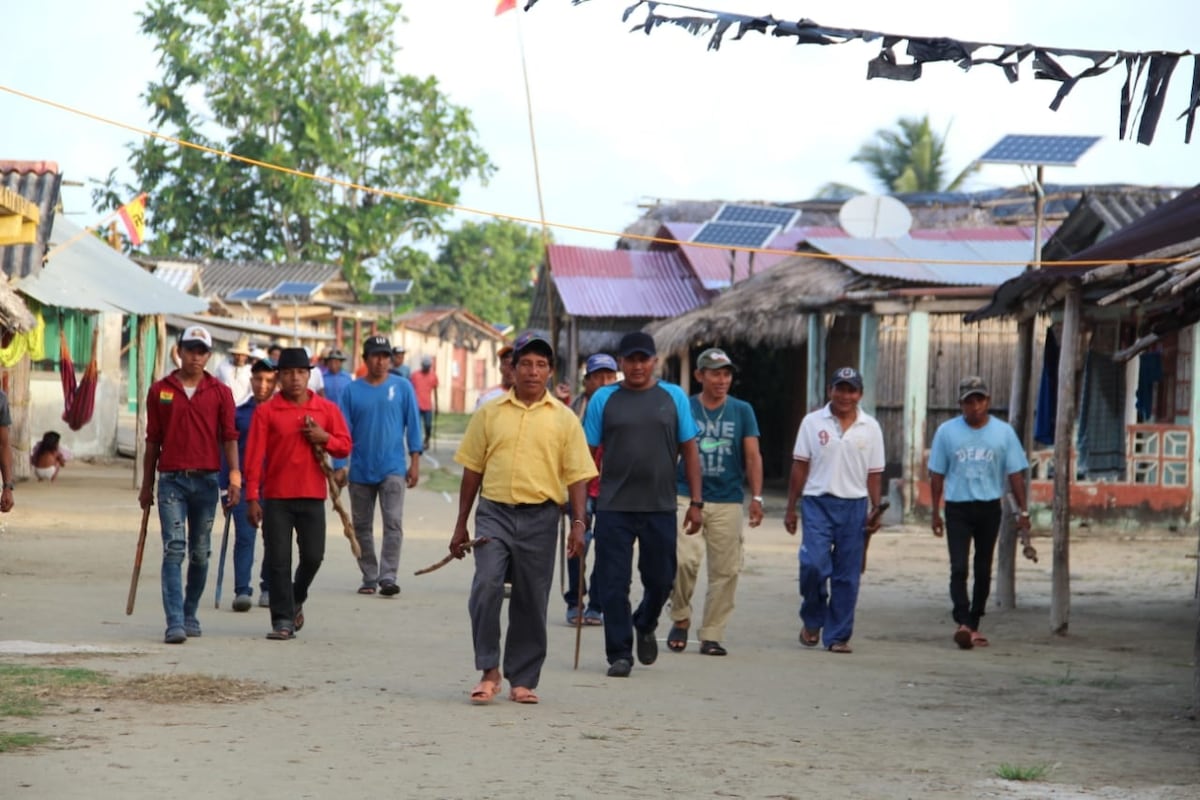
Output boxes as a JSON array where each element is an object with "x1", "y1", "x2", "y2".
[{"x1": 1, "y1": 455, "x2": 1198, "y2": 799}]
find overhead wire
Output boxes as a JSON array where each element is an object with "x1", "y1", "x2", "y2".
[{"x1": 1, "y1": 82, "x2": 1192, "y2": 269}]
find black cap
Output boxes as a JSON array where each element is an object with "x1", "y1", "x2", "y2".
[
  {"x1": 512, "y1": 330, "x2": 554, "y2": 360},
  {"x1": 276, "y1": 348, "x2": 312, "y2": 371},
  {"x1": 829, "y1": 366, "x2": 864, "y2": 390},
  {"x1": 363, "y1": 335, "x2": 392, "y2": 358},
  {"x1": 618, "y1": 331, "x2": 656, "y2": 358}
]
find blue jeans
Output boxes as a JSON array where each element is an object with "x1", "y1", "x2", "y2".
[
  {"x1": 594, "y1": 509, "x2": 677, "y2": 664},
  {"x1": 158, "y1": 471, "x2": 219, "y2": 631},
  {"x1": 226, "y1": 496, "x2": 268, "y2": 597},
  {"x1": 798, "y1": 494, "x2": 867, "y2": 647},
  {"x1": 564, "y1": 497, "x2": 601, "y2": 613}
]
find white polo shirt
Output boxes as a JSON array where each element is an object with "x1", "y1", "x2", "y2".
[{"x1": 792, "y1": 403, "x2": 885, "y2": 499}]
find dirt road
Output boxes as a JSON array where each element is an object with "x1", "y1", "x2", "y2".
[{"x1": 1, "y1": 459, "x2": 1197, "y2": 798}]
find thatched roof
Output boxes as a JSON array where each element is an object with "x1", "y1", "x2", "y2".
[
  {"x1": 0, "y1": 276, "x2": 35, "y2": 332},
  {"x1": 648, "y1": 256, "x2": 857, "y2": 354}
]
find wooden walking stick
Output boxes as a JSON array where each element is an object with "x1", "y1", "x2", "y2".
[
  {"x1": 125, "y1": 506, "x2": 151, "y2": 615},
  {"x1": 573, "y1": 549, "x2": 585, "y2": 670},
  {"x1": 413, "y1": 537, "x2": 490, "y2": 575},
  {"x1": 214, "y1": 505, "x2": 232, "y2": 608},
  {"x1": 305, "y1": 416, "x2": 361, "y2": 559}
]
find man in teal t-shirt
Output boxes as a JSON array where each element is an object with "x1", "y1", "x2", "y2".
[
  {"x1": 666, "y1": 348, "x2": 763, "y2": 657},
  {"x1": 928, "y1": 376, "x2": 1032, "y2": 650}
]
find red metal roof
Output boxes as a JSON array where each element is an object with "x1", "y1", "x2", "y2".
[{"x1": 547, "y1": 244, "x2": 709, "y2": 318}]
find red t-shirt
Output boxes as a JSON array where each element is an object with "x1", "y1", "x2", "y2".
[
  {"x1": 145, "y1": 372, "x2": 237, "y2": 472},
  {"x1": 409, "y1": 368, "x2": 439, "y2": 412},
  {"x1": 243, "y1": 391, "x2": 352, "y2": 502}
]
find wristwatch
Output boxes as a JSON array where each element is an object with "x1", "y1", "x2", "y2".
[
  {"x1": 689, "y1": 500, "x2": 704, "y2": 509},
  {"x1": 1018, "y1": 510, "x2": 1030, "y2": 518},
  {"x1": 2, "y1": 482, "x2": 12, "y2": 490},
  {"x1": 751, "y1": 495, "x2": 764, "y2": 504}
]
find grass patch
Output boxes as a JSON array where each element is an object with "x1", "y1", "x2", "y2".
[
  {"x1": 995, "y1": 763, "x2": 1049, "y2": 781},
  {"x1": 432, "y1": 413, "x2": 471, "y2": 437},
  {"x1": 0, "y1": 731, "x2": 51, "y2": 752},
  {"x1": 1021, "y1": 665, "x2": 1077, "y2": 686},
  {"x1": 0, "y1": 664, "x2": 110, "y2": 717},
  {"x1": 420, "y1": 467, "x2": 462, "y2": 495}
]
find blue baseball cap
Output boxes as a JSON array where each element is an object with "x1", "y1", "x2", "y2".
[
  {"x1": 512, "y1": 330, "x2": 554, "y2": 360},
  {"x1": 585, "y1": 353, "x2": 618, "y2": 375}
]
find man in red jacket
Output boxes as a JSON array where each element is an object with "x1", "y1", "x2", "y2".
[
  {"x1": 140, "y1": 325, "x2": 239, "y2": 644},
  {"x1": 245, "y1": 348, "x2": 352, "y2": 640}
]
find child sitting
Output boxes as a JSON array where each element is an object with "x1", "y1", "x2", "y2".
[{"x1": 31, "y1": 431, "x2": 71, "y2": 481}]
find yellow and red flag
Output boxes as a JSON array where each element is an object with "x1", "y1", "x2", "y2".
[
  {"x1": 117, "y1": 193, "x2": 147, "y2": 246},
  {"x1": 495, "y1": 0, "x2": 517, "y2": 15}
]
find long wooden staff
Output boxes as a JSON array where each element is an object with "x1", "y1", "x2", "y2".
[
  {"x1": 573, "y1": 549, "x2": 585, "y2": 670},
  {"x1": 305, "y1": 423, "x2": 360, "y2": 558},
  {"x1": 413, "y1": 537, "x2": 490, "y2": 576},
  {"x1": 125, "y1": 506, "x2": 151, "y2": 615}
]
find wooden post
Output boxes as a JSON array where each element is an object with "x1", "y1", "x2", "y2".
[
  {"x1": 132, "y1": 315, "x2": 153, "y2": 490},
  {"x1": 996, "y1": 316, "x2": 1034, "y2": 609},
  {"x1": 1050, "y1": 283, "x2": 1080, "y2": 635},
  {"x1": 903, "y1": 311, "x2": 930, "y2": 518},
  {"x1": 858, "y1": 312, "x2": 879, "y2": 416}
]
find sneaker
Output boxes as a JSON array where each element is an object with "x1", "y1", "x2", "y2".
[
  {"x1": 258, "y1": 591, "x2": 270, "y2": 608},
  {"x1": 565, "y1": 607, "x2": 581, "y2": 626},
  {"x1": 583, "y1": 609, "x2": 604, "y2": 626},
  {"x1": 635, "y1": 628, "x2": 658, "y2": 665},
  {"x1": 164, "y1": 627, "x2": 187, "y2": 645},
  {"x1": 232, "y1": 593, "x2": 252, "y2": 612},
  {"x1": 184, "y1": 619, "x2": 202, "y2": 638},
  {"x1": 379, "y1": 581, "x2": 400, "y2": 597},
  {"x1": 606, "y1": 658, "x2": 633, "y2": 678}
]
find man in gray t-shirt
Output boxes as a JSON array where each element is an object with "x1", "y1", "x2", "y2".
[{"x1": 583, "y1": 331, "x2": 702, "y2": 678}]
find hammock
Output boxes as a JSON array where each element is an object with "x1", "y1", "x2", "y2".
[{"x1": 60, "y1": 328, "x2": 99, "y2": 431}]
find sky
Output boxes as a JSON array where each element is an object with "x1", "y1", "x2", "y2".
[{"x1": 3, "y1": 0, "x2": 1199, "y2": 250}]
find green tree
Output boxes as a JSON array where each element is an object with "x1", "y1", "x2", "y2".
[
  {"x1": 815, "y1": 115, "x2": 977, "y2": 198},
  {"x1": 401, "y1": 220, "x2": 545, "y2": 329},
  {"x1": 93, "y1": 0, "x2": 493, "y2": 291}
]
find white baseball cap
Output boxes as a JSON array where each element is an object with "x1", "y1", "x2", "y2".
[{"x1": 180, "y1": 326, "x2": 213, "y2": 350}]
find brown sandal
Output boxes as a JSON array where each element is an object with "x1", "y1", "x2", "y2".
[
  {"x1": 828, "y1": 642, "x2": 853, "y2": 654},
  {"x1": 799, "y1": 627, "x2": 820, "y2": 647}
]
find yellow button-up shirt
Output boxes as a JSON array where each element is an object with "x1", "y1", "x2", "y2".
[{"x1": 455, "y1": 389, "x2": 597, "y2": 505}]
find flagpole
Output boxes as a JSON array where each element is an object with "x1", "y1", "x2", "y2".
[{"x1": 512, "y1": 10, "x2": 559, "y2": 370}]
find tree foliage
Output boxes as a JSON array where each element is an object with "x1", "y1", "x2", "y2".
[
  {"x1": 400, "y1": 220, "x2": 545, "y2": 329},
  {"x1": 816, "y1": 115, "x2": 977, "y2": 198},
  {"x1": 93, "y1": 0, "x2": 493, "y2": 291}
]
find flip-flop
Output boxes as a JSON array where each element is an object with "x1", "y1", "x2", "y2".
[
  {"x1": 667, "y1": 624, "x2": 688, "y2": 653},
  {"x1": 970, "y1": 631, "x2": 990, "y2": 647},
  {"x1": 799, "y1": 627, "x2": 820, "y2": 647},
  {"x1": 266, "y1": 628, "x2": 295, "y2": 640},
  {"x1": 954, "y1": 625, "x2": 974, "y2": 650},
  {"x1": 294, "y1": 605, "x2": 304, "y2": 632},
  {"x1": 509, "y1": 686, "x2": 539, "y2": 704},
  {"x1": 469, "y1": 679, "x2": 501, "y2": 705},
  {"x1": 357, "y1": 586, "x2": 377, "y2": 595},
  {"x1": 828, "y1": 642, "x2": 853, "y2": 654}
]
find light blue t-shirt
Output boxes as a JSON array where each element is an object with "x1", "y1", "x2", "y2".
[
  {"x1": 675, "y1": 395, "x2": 760, "y2": 503},
  {"x1": 334, "y1": 375, "x2": 422, "y2": 483},
  {"x1": 584, "y1": 380, "x2": 698, "y2": 512},
  {"x1": 928, "y1": 415, "x2": 1028, "y2": 502}
]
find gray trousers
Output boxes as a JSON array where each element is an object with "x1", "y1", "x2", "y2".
[
  {"x1": 349, "y1": 475, "x2": 407, "y2": 587},
  {"x1": 469, "y1": 498, "x2": 560, "y2": 689}
]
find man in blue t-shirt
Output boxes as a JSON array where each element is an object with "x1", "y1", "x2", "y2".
[
  {"x1": 335, "y1": 335, "x2": 423, "y2": 596},
  {"x1": 583, "y1": 331, "x2": 703, "y2": 678},
  {"x1": 322, "y1": 349, "x2": 352, "y2": 406},
  {"x1": 665, "y1": 348, "x2": 763, "y2": 657},
  {"x1": 928, "y1": 376, "x2": 1032, "y2": 650}
]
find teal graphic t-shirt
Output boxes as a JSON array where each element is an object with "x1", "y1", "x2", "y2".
[{"x1": 675, "y1": 395, "x2": 760, "y2": 504}]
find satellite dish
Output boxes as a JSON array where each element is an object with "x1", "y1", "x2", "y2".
[{"x1": 838, "y1": 194, "x2": 913, "y2": 238}]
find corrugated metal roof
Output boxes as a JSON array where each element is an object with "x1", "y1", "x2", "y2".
[
  {"x1": 16, "y1": 217, "x2": 207, "y2": 314},
  {"x1": 170, "y1": 314, "x2": 335, "y2": 343},
  {"x1": 1041, "y1": 187, "x2": 1180, "y2": 261},
  {"x1": 547, "y1": 245, "x2": 709, "y2": 318},
  {"x1": 151, "y1": 261, "x2": 201, "y2": 294},
  {"x1": 149, "y1": 257, "x2": 343, "y2": 299},
  {"x1": 0, "y1": 161, "x2": 61, "y2": 279},
  {"x1": 805, "y1": 237, "x2": 1031, "y2": 286}
]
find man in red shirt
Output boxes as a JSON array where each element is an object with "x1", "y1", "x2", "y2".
[
  {"x1": 139, "y1": 325, "x2": 240, "y2": 645},
  {"x1": 409, "y1": 355, "x2": 439, "y2": 451},
  {"x1": 244, "y1": 348, "x2": 351, "y2": 640}
]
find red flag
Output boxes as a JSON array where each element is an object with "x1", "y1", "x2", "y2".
[{"x1": 495, "y1": 0, "x2": 517, "y2": 15}]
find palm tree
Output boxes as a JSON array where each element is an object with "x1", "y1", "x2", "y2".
[{"x1": 816, "y1": 115, "x2": 978, "y2": 198}]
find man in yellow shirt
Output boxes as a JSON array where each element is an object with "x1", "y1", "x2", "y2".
[{"x1": 450, "y1": 331, "x2": 597, "y2": 705}]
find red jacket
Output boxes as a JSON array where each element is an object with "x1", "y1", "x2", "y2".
[
  {"x1": 243, "y1": 391, "x2": 351, "y2": 501},
  {"x1": 146, "y1": 371, "x2": 237, "y2": 472}
]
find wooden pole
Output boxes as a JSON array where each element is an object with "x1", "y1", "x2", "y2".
[
  {"x1": 1049, "y1": 282, "x2": 1080, "y2": 635},
  {"x1": 133, "y1": 315, "x2": 152, "y2": 490}
]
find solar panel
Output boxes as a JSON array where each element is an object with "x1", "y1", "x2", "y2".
[
  {"x1": 266, "y1": 280, "x2": 321, "y2": 299},
  {"x1": 226, "y1": 287, "x2": 268, "y2": 302},
  {"x1": 715, "y1": 204, "x2": 800, "y2": 229},
  {"x1": 978, "y1": 134, "x2": 1100, "y2": 167},
  {"x1": 691, "y1": 221, "x2": 779, "y2": 249},
  {"x1": 371, "y1": 279, "x2": 413, "y2": 295}
]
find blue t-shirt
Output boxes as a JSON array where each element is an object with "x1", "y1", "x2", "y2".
[
  {"x1": 675, "y1": 395, "x2": 760, "y2": 503},
  {"x1": 219, "y1": 396, "x2": 258, "y2": 491},
  {"x1": 928, "y1": 415, "x2": 1029, "y2": 502},
  {"x1": 584, "y1": 380, "x2": 698, "y2": 513},
  {"x1": 334, "y1": 375, "x2": 423, "y2": 483},
  {"x1": 323, "y1": 370, "x2": 352, "y2": 406}
]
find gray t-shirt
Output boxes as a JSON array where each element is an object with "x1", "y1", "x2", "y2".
[
  {"x1": 0, "y1": 390, "x2": 10, "y2": 427},
  {"x1": 584, "y1": 381, "x2": 698, "y2": 513}
]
